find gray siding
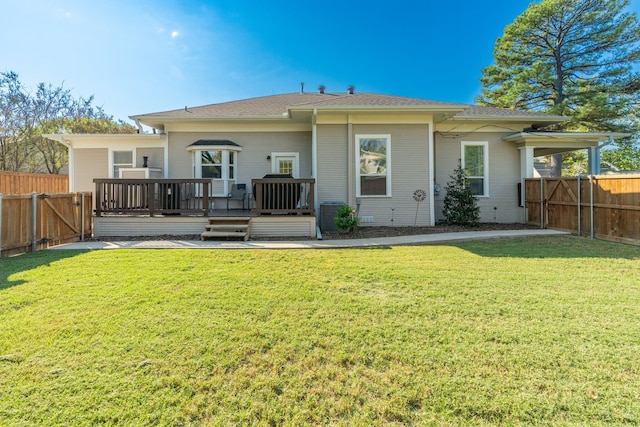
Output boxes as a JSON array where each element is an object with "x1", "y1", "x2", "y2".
[
  {"x1": 74, "y1": 148, "x2": 108, "y2": 192},
  {"x1": 317, "y1": 124, "x2": 349, "y2": 203},
  {"x1": 136, "y1": 147, "x2": 164, "y2": 169},
  {"x1": 316, "y1": 123, "x2": 431, "y2": 227},
  {"x1": 353, "y1": 124, "x2": 431, "y2": 227},
  {"x1": 167, "y1": 131, "x2": 312, "y2": 182},
  {"x1": 434, "y1": 132, "x2": 523, "y2": 223}
]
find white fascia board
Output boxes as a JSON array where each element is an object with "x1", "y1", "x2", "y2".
[
  {"x1": 503, "y1": 131, "x2": 631, "y2": 143},
  {"x1": 288, "y1": 105, "x2": 468, "y2": 114},
  {"x1": 42, "y1": 133, "x2": 165, "y2": 148},
  {"x1": 450, "y1": 115, "x2": 570, "y2": 123}
]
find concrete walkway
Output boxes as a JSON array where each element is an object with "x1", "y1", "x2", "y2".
[{"x1": 49, "y1": 229, "x2": 569, "y2": 250}]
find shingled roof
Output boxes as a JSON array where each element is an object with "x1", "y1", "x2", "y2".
[{"x1": 130, "y1": 92, "x2": 566, "y2": 122}]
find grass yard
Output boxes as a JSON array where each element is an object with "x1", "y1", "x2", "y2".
[{"x1": 1, "y1": 236, "x2": 639, "y2": 426}]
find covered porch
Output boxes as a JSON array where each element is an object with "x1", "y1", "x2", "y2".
[{"x1": 506, "y1": 131, "x2": 631, "y2": 180}]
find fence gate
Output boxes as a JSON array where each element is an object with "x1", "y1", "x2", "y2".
[
  {"x1": 0, "y1": 192, "x2": 92, "y2": 257},
  {"x1": 525, "y1": 176, "x2": 640, "y2": 245}
]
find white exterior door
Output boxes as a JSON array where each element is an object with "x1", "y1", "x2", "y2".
[{"x1": 271, "y1": 152, "x2": 299, "y2": 178}]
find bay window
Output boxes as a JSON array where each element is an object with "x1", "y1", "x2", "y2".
[{"x1": 188, "y1": 141, "x2": 241, "y2": 196}]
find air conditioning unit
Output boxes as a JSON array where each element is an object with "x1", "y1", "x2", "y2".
[{"x1": 319, "y1": 201, "x2": 345, "y2": 232}]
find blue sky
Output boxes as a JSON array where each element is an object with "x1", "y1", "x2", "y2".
[{"x1": 4, "y1": 0, "x2": 640, "y2": 123}]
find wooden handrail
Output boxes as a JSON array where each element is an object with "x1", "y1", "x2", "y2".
[
  {"x1": 93, "y1": 178, "x2": 211, "y2": 216},
  {"x1": 251, "y1": 178, "x2": 315, "y2": 216}
]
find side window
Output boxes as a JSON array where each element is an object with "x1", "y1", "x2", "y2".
[
  {"x1": 357, "y1": 135, "x2": 391, "y2": 196},
  {"x1": 462, "y1": 142, "x2": 488, "y2": 196},
  {"x1": 113, "y1": 151, "x2": 133, "y2": 178}
]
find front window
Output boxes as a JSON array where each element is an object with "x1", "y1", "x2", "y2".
[
  {"x1": 357, "y1": 135, "x2": 391, "y2": 196},
  {"x1": 462, "y1": 142, "x2": 488, "y2": 196},
  {"x1": 113, "y1": 150, "x2": 133, "y2": 178}
]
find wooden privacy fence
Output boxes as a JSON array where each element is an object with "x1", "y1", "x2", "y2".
[
  {"x1": 0, "y1": 192, "x2": 92, "y2": 257},
  {"x1": 0, "y1": 171, "x2": 68, "y2": 194},
  {"x1": 525, "y1": 175, "x2": 640, "y2": 244}
]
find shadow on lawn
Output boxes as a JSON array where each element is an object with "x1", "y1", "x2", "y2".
[
  {"x1": 0, "y1": 250, "x2": 85, "y2": 291},
  {"x1": 447, "y1": 236, "x2": 640, "y2": 260}
]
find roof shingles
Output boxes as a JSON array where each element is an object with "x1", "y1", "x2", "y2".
[{"x1": 131, "y1": 92, "x2": 564, "y2": 121}]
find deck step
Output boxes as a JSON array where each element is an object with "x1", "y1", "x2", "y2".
[
  {"x1": 201, "y1": 217, "x2": 251, "y2": 241},
  {"x1": 207, "y1": 217, "x2": 251, "y2": 223},
  {"x1": 200, "y1": 230, "x2": 249, "y2": 240},
  {"x1": 204, "y1": 224, "x2": 249, "y2": 232}
]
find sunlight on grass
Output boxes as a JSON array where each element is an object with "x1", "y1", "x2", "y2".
[{"x1": 1, "y1": 236, "x2": 639, "y2": 425}]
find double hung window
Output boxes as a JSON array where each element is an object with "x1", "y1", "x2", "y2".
[
  {"x1": 461, "y1": 141, "x2": 488, "y2": 196},
  {"x1": 356, "y1": 134, "x2": 391, "y2": 197}
]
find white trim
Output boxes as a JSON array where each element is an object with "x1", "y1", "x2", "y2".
[
  {"x1": 163, "y1": 133, "x2": 169, "y2": 178},
  {"x1": 109, "y1": 149, "x2": 135, "y2": 178},
  {"x1": 427, "y1": 120, "x2": 435, "y2": 226},
  {"x1": 192, "y1": 149, "x2": 238, "y2": 195},
  {"x1": 461, "y1": 141, "x2": 489, "y2": 197},
  {"x1": 355, "y1": 134, "x2": 392, "y2": 198},
  {"x1": 271, "y1": 152, "x2": 300, "y2": 178},
  {"x1": 312, "y1": 109, "x2": 319, "y2": 213}
]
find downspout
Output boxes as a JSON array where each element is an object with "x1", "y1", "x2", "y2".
[
  {"x1": 589, "y1": 175, "x2": 594, "y2": 239},
  {"x1": 428, "y1": 118, "x2": 436, "y2": 226},
  {"x1": 312, "y1": 109, "x2": 318, "y2": 208},
  {"x1": 134, "y1": 119, "x2": 144, "y2": 134},
  {"x1": 312, "y1": 108, "x2": 320, "y2": 239},
  {"x1": 347, "y1": 115, "x2": 354, "y2": 207}
]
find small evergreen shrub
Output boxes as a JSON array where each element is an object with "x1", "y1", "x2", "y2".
[
  {"x1": 334, "y1": 205, "x2": 360, "y2": 232},
  {"x1": 442, "y1": 161, "x2": 481, "y2": 226}
]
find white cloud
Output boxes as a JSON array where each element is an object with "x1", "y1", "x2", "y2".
[{"x1": 171, "y1": 31, "x2": 179, "y2": 38}]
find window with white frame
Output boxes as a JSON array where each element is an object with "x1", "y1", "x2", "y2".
[
  {"x1": 356, "y1": 134, "x2": 391, "y2": 196},
  {"x1": 191, "y1": 148, "x2": 239, "y2": 195},
  {"x1": 461, "y1": 141, "x2": 488, "y2": 196},
  {"x1": 113, "y1": 150, "x2": 133, "y2": 178}
]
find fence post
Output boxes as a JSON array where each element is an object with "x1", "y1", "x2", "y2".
[
  {"x1": 539, "y1": 177, "x2": 544, "y2": 229},
  {"x1": 521, "y1": 177, "x2": 526, "y2": 224},
  {"x1": 577, "y1": 175, "x2": 581, "y2": 237},
  {"x1": 589, "y1": 175, "x2": 594, "y2": 239},
  {"x1": 32, "y1": 192, "x2": 38, "y2": 253},
  {"x1": 81, "y1": 192, "x2": 85, "y2": 242},
  {"x1": 0, "y1": 193, "x2": 3, "y2": 257}
]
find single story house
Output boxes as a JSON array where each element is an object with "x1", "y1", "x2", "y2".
[{"x1": 44, "y1": 90, "x2": 627, "y2": 238}]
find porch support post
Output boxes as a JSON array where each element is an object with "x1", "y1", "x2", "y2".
[
  {"x1": 519, "y1": 146, "x2": 535, "y2": 179},
  {"x1": 588, "y1": 146, "x2": 600, "y2": 175},
  {"x1": 163, "y1": 133, "x2": 169, "y2": 178}
]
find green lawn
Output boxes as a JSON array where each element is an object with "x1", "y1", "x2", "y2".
[{"x1": 1, "y1": 236, "x2": 639, "y2": 426}]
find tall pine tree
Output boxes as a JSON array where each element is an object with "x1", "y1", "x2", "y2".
[{"x1": 477, "y1": 0, "x2": 640, "y2": 174}]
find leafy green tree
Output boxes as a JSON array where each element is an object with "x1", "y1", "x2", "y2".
[
  {"x1": 477, "y1": 0, "x2": 640, "y2": 174},
  {"x1": 442, "y1": 161, "x2": 480, "y2": 227},
  {"x1": 0, "y1": 71, "x2": 135, "y2": 174}
]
